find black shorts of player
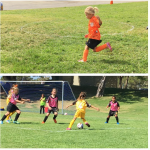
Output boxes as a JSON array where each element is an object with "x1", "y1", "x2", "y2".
[
  {"x1": 7, "y1": 102, "x2": 19, "y2": 112},
  {"x1": 48, "y1": 107, "x2": 58, "y2": 114},
  {"x1": 109, "y1": 110, "x2": 118, "y2": 116},
  {"x1": 86, "y1": 39, "x2": 102, "y2": 49}
]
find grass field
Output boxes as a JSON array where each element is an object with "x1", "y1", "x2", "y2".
[
  {"x1": 0, "y1": 89, "x2": 148, "y2": 148},
  {"x1": 1, "y1": 2, "x2": 148, "y2": 73}
]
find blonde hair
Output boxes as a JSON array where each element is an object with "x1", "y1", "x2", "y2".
[
  {"x1": 85, "y1": 6, "x2": 99, "y2": 14},
  {"x1": 77, "y1": 92, "x2": 86, "y2": 100}
]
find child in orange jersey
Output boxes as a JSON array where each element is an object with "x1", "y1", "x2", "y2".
[{"x1": 78, "y1": 6, "x2": 112, "y2": 62}]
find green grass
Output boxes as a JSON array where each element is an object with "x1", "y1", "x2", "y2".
[
  {"x1": 1, "y1": 2, "x2": 148, "y2": 73},
  {"x1": 0, "y1": 90, "x2": 148, "y2": 148}
]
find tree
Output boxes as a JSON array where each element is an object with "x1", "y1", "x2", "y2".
[
  {"x1": 124, "y1": 76, "x2": 129, "y2": 89},
  {"x1": 95, "y1": 76, "x2": 106, "y2": 97},
  {"x1": 118, "y1": 76, "x2": 123, "y2": 89}
]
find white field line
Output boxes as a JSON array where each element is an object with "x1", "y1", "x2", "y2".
[
  {"x1": 1, "y1": 126, "x2": 147, "y2": 132},
  {"x1": 20, "y1": 21, "x2": 134, "y2": 38}
]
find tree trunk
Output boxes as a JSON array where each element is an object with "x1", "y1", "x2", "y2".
[
  {"x1": 124, "y1": 76, "x2": 129, "y2": 89},
  {"x1": 119, "y1": 76, "x2": 123, "y2": 89},
  {"x1": 96, "y1": 76, "x2": 106, "y2": 98}
]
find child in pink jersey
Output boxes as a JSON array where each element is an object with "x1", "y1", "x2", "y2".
[
  {"x1": 42, "y1": 88, "x2": 59, "y2": 124},
  {"x1": 105, "y1": 96, "x2": 120, "y2": 124}
]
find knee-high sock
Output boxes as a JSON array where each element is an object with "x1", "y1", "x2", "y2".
[
  {"x1": 95, "y1": 44, "x2": 107, "y2": 52},
  {"x1": 43, "y1": 116, "x2": 48, "y2": 122},
  {"x1": 115, "y1": 116, "x2": 119, "y2": 123},
  {"x1": 6, "y1": 111, "x2": 15, "y2": 120},
  {"x1": 14, "y1": 113, "x2": 20, "y2": 121},
  {"x1": 82, "y1": 118, "x2": 87, "y2": 123},
  {"x1": 53, "y1": 115, "x2": 57, "y2": 119},
  {"x1": 1, "y1": 115, "x2": 7, "y2": 121},
  {"x1": 68, "y1": 119, "x2": 75, "y2": 128},
  {"x1": 83, "y1": 49, "x2": 89, "y2": 61},
  {"x1": 106, "y1": 117, "x2": 110, "y2": 123}
]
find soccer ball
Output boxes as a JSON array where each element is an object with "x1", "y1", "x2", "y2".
[{"x1": 77, "y1": 123, "x2": 83, "y2": 129}]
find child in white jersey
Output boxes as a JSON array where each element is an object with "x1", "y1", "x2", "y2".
[
  {"x1": 105, "y1": 96, "x2": 120, "y2": 124},
  {"x1": 42, "y1": 88, "x2": 59, "y2": 124}
]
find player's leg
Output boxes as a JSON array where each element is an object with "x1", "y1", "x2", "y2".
[
  {"x1": 13, "y1": 109, "x2": 21, "y2": 124},
  {"x1": 94, "y1": 42, "x2": 112, "y2": 52},
  {"x1": 81, "y1": 113, "x2": 90, "y2": 127},
  {"x1": 40, "y1": 106, "x2": 42, "y2": 114},
  {"x1": 115, "y1": 112, "x2": 119, "y2": 124},
  {"x1": 42, "y1": 111, "x2": 50, "y2": 124},
  {"x1": 67, "y1": 116, "x2": 77, "y2": 130},
  {"x1": 0, "y1": 111, "x2": 10, "y2": 124},
  {"x1": 43, "y1": 106, "x2": 45, "y2": 114},
  {"x1": 78, "y1": 45, "x2": 89, "y2": 62},
  {"x1": 53, "y1": 111, "x2": 58, "y2": 123},
  {"x1": 105, "y1": 115, "x2": 110, "y2": 123}
]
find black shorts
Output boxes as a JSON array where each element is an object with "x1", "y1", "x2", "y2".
[
  {"x1": 86, "y1": 39, "x2": 102, "y2": 49},
  {"x1": 108, "y1": 110, "x2": 118, "y2": 116},
  {"x1": 7, "y1": 102, "x2": 19, "y2": 112},
  {"x1": 48, "y1": 107, "x2": 58, "y2": 114}
]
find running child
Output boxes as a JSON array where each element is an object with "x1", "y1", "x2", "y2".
[
  {"x1": 42, "y1": 88, "x2": 59, "y2": 124},
  {"x1": 78, "y1": 6, "x2": 112, "y2": 62},
  {"x1": 40, "y1": 94, "x2": 46, "y2": 114},
  {"x1": 66, "y1": 92, "x2": 100, "y2": 130},
  {"x1": 5, "y1": 84, "x2": 18, "y2": 123},
  {"x1": 0, "y1": 86, "x2": 30, "y2": 124},
  {"x1": 105, "y1": 96, "x2": 120, "y2": 124}
]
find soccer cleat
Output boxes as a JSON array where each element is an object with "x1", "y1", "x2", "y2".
[
  {"x1": 117, "y1": 122, "x2": 119, "y2": 125},
  {"x1": 78, "y1": 59, "x2": 87, "y2": 62},
  {"x1": 5, "y1": 120, "x2": 10, "y2": 123},
  {"x1": 106, "y1": 42, "x2": 112, "y2": 52},
  {"x1": 66, "y1": 128, "x2": 71, "y2": 130},
  {"x1": 105, "y1": 122, "x2": 108, "y2": 123},
  {"x1": 13, "y1": 121, "x2": 20, "y2": 124},
  {"x1": 53, "y1": 119, "x2": 57, "y2": 123},
  {"x1": 42, "y1": 121, "x2": 45, "y2": 124},
  {"x1": 85, "y1": 122, "x2": 90, "y2": 127},
  {"x1": 0, "y1": 121, "x2": 3, "y2": 124}
]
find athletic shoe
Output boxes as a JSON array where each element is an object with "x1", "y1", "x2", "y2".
[
  {"x1": 53, "y1": 119, "x2": 57, "y2": 123},
  {"x1": 105, "y1": 122, "x2": 108, "y2": 123},
  {"x1": 66, "y1": 128, "x2": 71, "y2": 130},
  {"x1": 117, "y1": 122, "x2": 119, "y2": 125},
  {"x1": 78, "y1": 59, "x2": 86, "y2": 62},
  {"x1": 106, "y1": 42, "x2": 112, "y2": 51},
  {"x1": 0, "y1": 121, "x2": 3, "y2": 124},
  {"x1": 42, "y1": 121, "x2": 45, "y2": 124},
  {"x1": 9, "y1": 119, "x2": 12, "y2": 121},
  {"x1": 13, "y1": 121, "x2": 20, "y2": 124},
  {"x1": 5, "y1": 120, "x2": 10, "y2": 123},
  {"x1": 85, "y1": 122, "x2": 90, "y2": 127}
]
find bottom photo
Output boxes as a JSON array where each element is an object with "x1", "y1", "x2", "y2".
[{"x1": 0, "y1": 76, "x2": 148, "y2": 148}]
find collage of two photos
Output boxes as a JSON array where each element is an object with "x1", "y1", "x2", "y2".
[{"x1": 0, "y1": 0, "x2": 148, "y2": 149}]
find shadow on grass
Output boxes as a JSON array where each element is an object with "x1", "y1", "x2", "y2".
[
  {"x1": 57, "y1": 123, "x2": 69, "y2": 124},
  {"x1": 20, "y1": 122, "x2": 40, "y2": 124}
]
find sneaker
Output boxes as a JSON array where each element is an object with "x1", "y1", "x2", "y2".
[
  {"x1": 105, "y1": 122, "x2": 108, "y2": 123},
  {"x1": 42, "y1": 121, "x2": 45, "y2": 124},
  {"x1": 66, "y1": 128, "x2": 71, "y2": 130},
  {"x1": 0, "y1": 121, "x2": 3, "y2": 124},
  {"x1": 85, "y1": 122, "x2": 90, "y2": 127},
  {"x1": 9, "y1": 119, "x2": 12, "y2": 121},
  {"x1": 106, "y1": 42, "x2": 112, "y2": 51},
  {"x1": 53, "y1": 119, "x2": 57, "y2": 123},
  {"x1": 13, "y1": 121, "x2": 20, "y2": 124},
  {"x1": 117, "y1": 122, "x2": 119, "y2": 125},
  {"x1": 6, "y1": 120, "x2": 10, "y2": 123},
  {"x1": 78, "y1": 59, "x2": 86, "y2": 62}
]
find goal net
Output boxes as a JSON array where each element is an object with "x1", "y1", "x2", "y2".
[{"x1": 0, "y1": 81, "x2": 76, "y2": 115}]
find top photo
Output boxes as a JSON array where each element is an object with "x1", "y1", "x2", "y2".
[{"x1": 0, "y1": 0, "x2": 148, "y2": 73}]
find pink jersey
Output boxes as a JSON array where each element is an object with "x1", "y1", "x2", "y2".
[
  {"x1": 108, "y1": 101, "x2": 120, "y2": 111},
  {"x1": 46, "y1": 95, "x2": 58, "y2": 107},
  {"x1": 10, "y1": 94, "x2": 21, "y2": 105}
]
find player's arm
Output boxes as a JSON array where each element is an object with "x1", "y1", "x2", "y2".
[
  {"x1": 15, "y1": 99, "x2": 25, "y2": 104},
  {"x1": 86, "y1": 101, "x2": 100, "y2": 111},
  {"x1": 46, "y1": 97, "x2": 52, "y2": 110},
  {"x1": 66, "y1": 100, "x2": 77, "y2": 109},
  {"x1": 96, "y1": 16, "x2": 102, "y2": 26},
  {"x1": 117, "y1": 102, "x2": 120, "y2": 111},
  {"x1": 57, "y1": 98, "x2": 59, "y2": 111},
  {"x1": 106, "y1": 102, "x2": 111, "y2": 109},
  {"x1": 21, "y1": 98, "x2": 30, "y2": 102}
]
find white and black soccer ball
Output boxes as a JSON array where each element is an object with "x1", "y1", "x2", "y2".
[{"x1": 77, "y1": 123, "x2": 83, "y2": 129}]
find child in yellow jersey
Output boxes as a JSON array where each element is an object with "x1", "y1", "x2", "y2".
[
  {"x1": 78, "y1": 6, "x2": 112, "y2": 62},
  {"x1": 66, "y1": 92, "x2": 100, "y2": 130}
]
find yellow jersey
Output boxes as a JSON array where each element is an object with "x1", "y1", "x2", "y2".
[
  {"x1": 6, "y1": 95, "x2": 11, "y2": 105},
  {"x1": 73, "y1": 99, "x2": 91, "y2": 113}
]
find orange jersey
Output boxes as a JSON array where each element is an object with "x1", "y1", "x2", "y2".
[{"x1": 88, "y1": 16, "x2": 101, "y2": 40}]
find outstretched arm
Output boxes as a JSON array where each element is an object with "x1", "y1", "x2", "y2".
[
  {"x1": 21, "y1": 98, "x2": 30, "y2": 102},
  {"x1": 66, "y1": 104, "x2": 73, "y2": 109},
  {"x1": 91, "y1": 105, "x2": 100, "y2": 111},
  {"x1": 16, "y1": 100, "x2": 25, "y2": 104}
]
